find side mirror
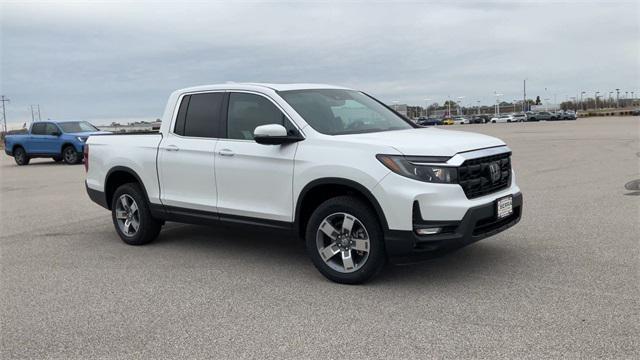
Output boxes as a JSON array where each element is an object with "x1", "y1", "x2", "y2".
[{"x1": 253, "y1": 124, "x2": 303, "y2": 145}]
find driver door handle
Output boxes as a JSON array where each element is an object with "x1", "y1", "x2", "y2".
[
  {"x1": 165, "y1": 145, "x2": 179, "y2": 152},
  {"x1": 218, "y1": 149, "x2": 235, "y2": 157}
]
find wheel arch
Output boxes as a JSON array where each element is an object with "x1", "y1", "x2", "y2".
[
  {"x1": 12, "y1": 143, "x2": 25, "y2": 154},
  {"x1": 60, "y1": 142, "x2": 79, "y2": 154},
  {"x1": 104, "y1": 166, "x2": 151, "y2": 210},
  {"x1": 294, "y1": 177, "x2": 389, "y2": 239}
]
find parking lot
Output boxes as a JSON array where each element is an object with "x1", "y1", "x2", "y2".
[{"x1": 1, "y1": 117, "x2": 638, "y2": 358}]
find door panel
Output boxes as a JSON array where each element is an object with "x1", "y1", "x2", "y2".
[
  {"x1": 158, "y1": 134, "x2": 218, "y2": 211},
  {"x1": 214, "y1": 140, "x2": 297, "y2": 221},
  {"x1": 214, "y1": 92, "x2": 299, "y2": 222},
  {"x1": 157, "y1": 91, "x2": 225, "y2": 212}
]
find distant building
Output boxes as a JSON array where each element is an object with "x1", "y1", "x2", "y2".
[{"x1": 99, "y1": 120, "x2": 161, "y2": 133}]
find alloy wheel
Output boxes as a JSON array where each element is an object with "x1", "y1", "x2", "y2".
[
  {"x1": 115, "y1": 194, "x2": 140, "y2": 236},
  {"x1": 316, "y1": 212, "x2": 370, "y2": 273},
  {"x1": 64, "y1": 147, "x2": 77, "y2": 163}
]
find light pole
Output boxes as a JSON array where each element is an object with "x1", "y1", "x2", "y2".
[
  {"x1": 0, "y1": 95, "x2": 9, "y2": 134},
  {"x1": 595, "y1": 92, "x2": 600, "y2": 110},
  {"x1": 476, "y1": 100, "x2": 481, "y2": 115},
  {"x1": 447, "y1": 96, "x2": 451, "y2": 117},
  {"x1": 457, "y1": 96, "x2": 465, "y2": 115},
  {"x1": 609, "y1": 91, "x2": 614, "y2": 108},
  {"x1": 494, "y1": 92, "x2": 503, "y2": 116},
  {"x1": 616, "y1": 88, "x2": 620, "y2": 107},
  {"x1": 424, "y1": 98, "x2": 432, "y2": 117},
  {"x1": 580, "y1": 91, "x2": 586, "y2": 111}
]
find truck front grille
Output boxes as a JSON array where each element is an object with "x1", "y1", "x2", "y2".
[{"x1": 458, "y1": 152, "x2": 511, "y2": 199}]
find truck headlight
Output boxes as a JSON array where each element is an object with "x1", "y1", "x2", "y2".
[{"x1": 376, "y1": 154, "x2": 457, "y2": 184}]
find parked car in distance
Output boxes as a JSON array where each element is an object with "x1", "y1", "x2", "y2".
[
  {"x1": 469, "y1": 116, "x2": 485, "y2": 124},
  {"x1": 630, "y1": 109, "x2": 640, "y2": 116},
  {"x1": 4, "y1": 120, "x2": 108, "y2": 165},
  {"x1": 562, "y1": 110, "x2": 577, "y2": 120},
  {"x1": 490, "y1": 114, "x2": 514, "y2": 123},
  {"x1": 85, "y1": 83, "x2": 522, "y2": 284},
  {"x1": 477, "y1": 114, "x2": 492, "y2": 123},
  {"x1": 452, "y1": 116, "x2": 469, "y2": 125},
  {"x1": 526, "y1": 111, "x2": 553, "y2": 121},
  {"x1": 511, "y1": 113, "x2": 527, "y2": 122},
  {"x1": 441, "y1": 117, "x2": 454, "y2": 125},
  {"x1": 416, "y1": 117, "x2": 442, "y2": 126}
]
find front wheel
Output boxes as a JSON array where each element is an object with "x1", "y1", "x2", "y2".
[
  {"x1": 111, "y1": 183, "x2": 162, "y2": 245},
  {"x1": 62, "y1": 145, "x2": 80, "y2": 164},
  {"x1": 305, "y1": 196, "x2": 385, "y2": 284},
  {"x1": 13, "y1": 147, "x2": 30, "y2": 166}
]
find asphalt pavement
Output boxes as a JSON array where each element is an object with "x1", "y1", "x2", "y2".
[{"x1": 1, "y1": 117, "x2": 638, "y2": 359}]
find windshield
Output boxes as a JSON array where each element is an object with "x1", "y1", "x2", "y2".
[
  {"x1": 58, "y1": 121, "x2": 99, "y2": 133},
  {"x1": 278, "y1": 89, "x2": 413, "y2": 135}
]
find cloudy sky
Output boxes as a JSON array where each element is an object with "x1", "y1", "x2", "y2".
[{"x1": 1, "y1": 0, "x2": 638, "y2": 127}]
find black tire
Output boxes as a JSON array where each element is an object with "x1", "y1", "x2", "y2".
[
  {"x1": 52, "y1": 156, "x2": 63, "y2": 162},
  {"x1": 305, "y1": 196, "x2": 385, "y2": 284},
  {"x1": 13, "y1": 147, "x2": 30, "y2": 166},
  {"x1": 62, "y1": 145, "x2": 80, "y2": 164},
  {"x1": 111, "y1": 183, "x2": 162, "y2": 246}
]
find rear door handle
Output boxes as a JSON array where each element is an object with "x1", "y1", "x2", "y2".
[
  {"x1": 165, "y1": 145, "x2": 179, "y2": 152},
  {"x1": 218, "y1": 149, "x2": 235, "y2": 157}
]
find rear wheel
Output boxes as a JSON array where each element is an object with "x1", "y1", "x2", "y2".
[
  {"x1": 305, "y1": 196, "x2": 385, "y2": 284},
  {"x1": 62, "y1": 145, "x2": 80, "y2": 164},
  {"x1": 13, "y1": 147, "x2": 30, "y2": 166},
  {"x1": 111, "y1": 183, "x2": 162, "y2": 245}
]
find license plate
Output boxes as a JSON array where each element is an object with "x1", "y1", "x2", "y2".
[{"x1": 496, "y1": 196, "x2": 513, "y2": 219}]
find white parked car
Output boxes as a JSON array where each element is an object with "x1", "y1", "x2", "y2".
[
  {"x1": 490, "y1": 114, "x2": 514, "y2": 123},
  {"x1": 85, "y1": 83, "x2": 522, "y2": 284},
  {"x1": 452, "y1": 116, "x2": 469, "y2": 125},
  {"x1": 511, "y1": 113, "x2": 527, "y2": 122}
]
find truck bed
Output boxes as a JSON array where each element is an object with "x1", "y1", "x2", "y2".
[{"x1": 86, "y1": 133, "x2": 163, "y2": 204}]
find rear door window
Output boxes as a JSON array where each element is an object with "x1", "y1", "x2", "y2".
[
  {"x1": 31, "y1": 123, "x2": 46, "y2": 135},
  {"x1": 174, "y1": 92, "x2": 224, "y2": 138}
]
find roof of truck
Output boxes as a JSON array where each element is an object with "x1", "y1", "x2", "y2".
[{"x1": 175, "y1": 82, "x2": 353, "y2": 93}]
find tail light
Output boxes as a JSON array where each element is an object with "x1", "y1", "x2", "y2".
[{"x1": 83, "y1": 144, "x2": 89, "y2": 172}]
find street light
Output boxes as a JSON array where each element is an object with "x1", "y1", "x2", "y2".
[
  {"x1": 494, "y1": 92, "x2": 503, "y2": 116},
  {"x1": 424, "y1": 98, "x2": 432, "y2": 117},
  {"x1": 457, "y1": 96, "x2": 465, "y2": 115},
  {"x1": 580, "y1": 91, "x2": 586, "y2": 111},
  {"x1": 476, "y1": 100, "x2": 481, "y2": 115},
  {"x1": 616, "y1": 88, "x2": 620, "y2": 107},
  {"x1": 595, "y1": 91, "x2": 600, "y2": 110}
]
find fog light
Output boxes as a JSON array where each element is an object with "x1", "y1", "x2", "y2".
[{"x1": 415, "y1": 227, "x2": 442, "y2": 235}]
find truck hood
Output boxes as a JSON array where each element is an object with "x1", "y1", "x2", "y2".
[{"x1": 342, "y1": 127, "x2": 505, "y2": 156}]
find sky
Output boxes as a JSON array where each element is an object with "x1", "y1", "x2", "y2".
[{"x1": 1, "y1": 0, "x2": 638, "y2": 127}]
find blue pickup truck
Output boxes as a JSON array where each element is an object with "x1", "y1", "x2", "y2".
[{"x1": 4, "y1": 120, "x2": 108, "y2": 165}]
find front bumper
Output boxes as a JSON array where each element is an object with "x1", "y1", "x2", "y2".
[{"x1": 385, "y1": 192, "x2": 522, "y2": 264}]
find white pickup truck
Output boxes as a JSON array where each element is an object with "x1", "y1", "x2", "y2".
[{"x1": 85, "y1": 83, "x2": 522, "y2": 284}]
